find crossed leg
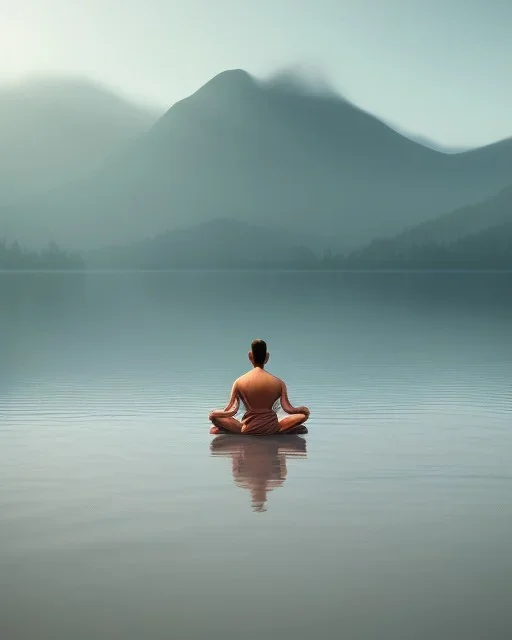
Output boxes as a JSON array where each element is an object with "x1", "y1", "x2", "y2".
[
  {"x1": 278, "y1": 413, "x2": 309, "y2": 434},
  {"x1": 209, "y1": 416, "x2": 243, "y2": 435},
  {"x1": 210, "y1": 413, "x2": 308, "y2": 435}
]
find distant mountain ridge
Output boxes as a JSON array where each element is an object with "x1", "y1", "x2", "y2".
[
  {"x1": 2, "y1": 69, "x2": 512, "y2": 250},
  {"x1": 339, "y1": 183, "x2": 512, "y2": 269},
  {"x1": 0, "y1": 77, "x2": 158, "y2": 204},
  {"x1": 355, "y1": 182, "x2": 512, "y2": 248},
  {"x1": 84, "y1": 218, "x2": 319, "y2": 269},
  {"x1": 84, "y1": 182, "x2": 512, "y2": 270}
]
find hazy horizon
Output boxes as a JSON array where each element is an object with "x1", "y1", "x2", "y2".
[{"x1": 2, "y1": 0, "x2": 511, "y2": 149}]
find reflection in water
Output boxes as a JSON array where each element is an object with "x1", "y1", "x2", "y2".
[{"x1": 210, "y1": 435, "x2": 307, "y2": 512}]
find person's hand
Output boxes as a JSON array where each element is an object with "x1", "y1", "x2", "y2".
[{"x1": 297, "y1": 406, "x2": 310, "y2": 418}]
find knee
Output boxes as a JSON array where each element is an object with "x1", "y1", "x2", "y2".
[{"x1": 299, "y1": 412, "x2": 309, "y2": 423}]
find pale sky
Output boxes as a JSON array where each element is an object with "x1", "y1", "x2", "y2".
[{"x1": 2, "y1": 0, "x2": 511, "y2": 148}]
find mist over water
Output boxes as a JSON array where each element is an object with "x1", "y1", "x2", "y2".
[{"x1": 1, "y1": 271, "x2": 511, "y2": 639}]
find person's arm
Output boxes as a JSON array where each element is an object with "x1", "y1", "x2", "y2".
[
  {"x1": 209, "y1": 382, "x2": 240, "y2": 420},
  {"x1": 280, "y1": 381, "x2": 310, "y2": 417}
]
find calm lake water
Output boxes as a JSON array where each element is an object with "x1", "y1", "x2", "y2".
[{"x1": 1, "y1": 271, "x2": 511, "y2": 640}]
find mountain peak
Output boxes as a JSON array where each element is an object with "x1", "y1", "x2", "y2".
[
  {"x1": 150, "y1": 68, "x2": 258, "y2": 132},
  {"x1": 196, "y1": 68, "x2": 256, "y2": 95},
  {"x1": 211, "y1": 68, "x2": 252, "y2": 82}
]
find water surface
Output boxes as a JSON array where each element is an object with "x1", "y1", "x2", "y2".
[{"x1": 1, "y1": 271, "x2": 511, "y2": 639}]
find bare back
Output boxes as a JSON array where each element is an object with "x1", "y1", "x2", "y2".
[{"x1": 236, "y1": 369, "x2": 282, "y2": 412}]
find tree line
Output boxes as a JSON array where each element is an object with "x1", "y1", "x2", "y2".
[
  {"x1": 4, "y1": 219, "x2": 511, "y2": 271},
  {"x1": 0, "y1": 239, "x2": 85, "y2": 270}
]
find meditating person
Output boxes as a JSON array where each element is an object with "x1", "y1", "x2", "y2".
[{"x1": 208, "y1": 339, "x2": 310, "y2": 435}]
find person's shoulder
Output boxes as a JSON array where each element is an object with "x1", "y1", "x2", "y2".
[
  {"x1": 236, "y1": 371, "x2": 251, "y2": 384},
  {"x1": 266, "y1": 371, "x2": 284, "y2": 386}
]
